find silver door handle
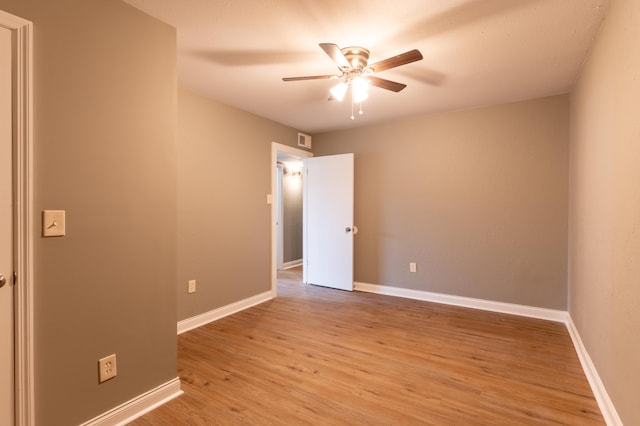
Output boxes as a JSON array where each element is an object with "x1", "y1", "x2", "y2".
[{"x1": 0, "y1": 274, "x2": 6, "y2": 288}]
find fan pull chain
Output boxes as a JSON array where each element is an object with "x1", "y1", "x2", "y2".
[
  {"x1": 350, "y1": 91, "x2": 355, "y2": 120},
  {"x1": 349, "y1": 85, "x2": 364, "y2": 120}
]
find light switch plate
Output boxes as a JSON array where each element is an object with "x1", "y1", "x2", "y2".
[
  {"x1": 188, "y1": 280, "x2": 196, "y2": 294},
  {"x1": 42, "y1": 210, "x2": 66, "y2": 237}
]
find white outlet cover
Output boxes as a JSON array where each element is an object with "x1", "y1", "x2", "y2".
[
  {"x1": 188, "y1": 279, "x2": 196, "y2": 294},
  {"x1": 42, "y1": 210, "x2": 66, "y2": 237},
  {"x1": 98, "y1": 354, "x2": 117, "y2": 383}
]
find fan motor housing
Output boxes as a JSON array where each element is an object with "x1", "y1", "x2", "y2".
[{"x1": 340, "y1": 46, "x2": 370, "y2": 70}]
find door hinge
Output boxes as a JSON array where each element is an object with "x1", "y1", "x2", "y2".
[{"x1": 13, "y1": 271, "x2": 17, "y2": 285}]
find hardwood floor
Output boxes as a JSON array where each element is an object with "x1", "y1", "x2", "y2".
[{"x1": 130, "y1": 267, "x2": 603, "y2": 425}]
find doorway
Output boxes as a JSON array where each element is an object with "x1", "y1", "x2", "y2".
[
  {"x1": 278, "y1": 158, "x2": 304, "y2": 270},
  {"x1": 270, "y1": 143, "x2": 312, "y2": 295}
]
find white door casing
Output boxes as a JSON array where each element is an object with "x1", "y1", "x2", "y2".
[
  {"x1": 1, "y1": 9, "x2": 34, "y2": 426},
  {"x1": 0, "y1": 24, "x2": 14, "y2": 426},
  {"x1": 303, "y1": 153, "x2": 355, "y2": 291}
]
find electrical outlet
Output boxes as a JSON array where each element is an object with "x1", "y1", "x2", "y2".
[
  {"x1": 410, "y1": 262, "x2": 417, "y2": 273},
  {"x1": 188, "y1": 279, "x2": 196, "y2": 294},
  {"x1": 98, "y1": 354, "x2": 117, "y2": 383}
]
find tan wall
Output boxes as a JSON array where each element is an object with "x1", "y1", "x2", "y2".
[
  {"x1": 314, "y1": 95, "x2": 569, "y2": 309},
  {"x1": 0, "y1": 1, "x2": 177, "y2": 424},
  {"x1": 569, "y1": 0, "x2": 640, "y2": 423},
  {"x1": 177, "y1": 89, "x2": 302, "y2": 320},
  {"x1": 283, "y1": 171, "x2": 303, "y2": 263}
]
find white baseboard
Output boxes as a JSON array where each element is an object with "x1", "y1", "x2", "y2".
[
  {"x1": 283, "y1": 259, "x2": 302, "y2": 269},
  {"x1": 177, "y1": 290, "x2": 273, "y2": 334},
  {"x1": 565, "y1": 317, "x2": 622, "y2": 426},
  {"x1": 80, "y1": 377, "x2": 182, "y2": 426},
  {"x1": 354, "y1": 282, "x2": 568, "y2": 323}
]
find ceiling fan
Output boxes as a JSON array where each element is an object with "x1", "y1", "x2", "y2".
[{"x1": 283, "y1": 43, "x2": 423, "y2": 119}]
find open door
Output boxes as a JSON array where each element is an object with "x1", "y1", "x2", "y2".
[{"x1": 303, "y1": 153, "x2": 355, "y2": 291}]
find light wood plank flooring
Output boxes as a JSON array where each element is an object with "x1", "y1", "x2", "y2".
[{"x1": 131, "y1": 267, "x2": 603, "y2": 425}]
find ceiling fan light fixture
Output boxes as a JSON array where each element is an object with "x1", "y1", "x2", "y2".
[
  {"x1": 330, "y1": 81, "x2": 348, "y2": 102},
  {"x1": 283, "y1": 43, "x2": 423, "y2": 120},
  {"x1": 352, "y1": 77, "x2": 369, "y2": 103}
]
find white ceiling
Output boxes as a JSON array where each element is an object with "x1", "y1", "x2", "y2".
[{"x1": 122, "y1": 0, "x2": 609, "y2": 134}]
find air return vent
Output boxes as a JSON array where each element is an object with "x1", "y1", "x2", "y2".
[{"x1": 298, "y1": 132, "x2": 312, "y2": 149}]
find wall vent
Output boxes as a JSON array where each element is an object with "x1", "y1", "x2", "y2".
[{"x1": 298, "y1": 132, "x2": 312, "y2": 149}]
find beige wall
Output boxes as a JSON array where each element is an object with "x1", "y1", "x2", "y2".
[
  {"x1": 569, "y1": 0, "x2": 640, "y2": 423},
  {"x1": 283, "y1": 170, "x2": 303, "y2": 263},
  {"x1": 0, "y1": 0, "x2": 632, "y2": 422},
  {"x1": 314, "y1": 95, "x2": 569, "y2": 310},
  {"x1": 0, "y1": 1, "x2": 177, "y2": 424},
  {"x1": 177, "y1": 89, "x2": 302, "y2": 321}
]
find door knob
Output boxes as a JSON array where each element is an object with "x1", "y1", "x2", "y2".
[
  {"x1": 0, "y1": 274, "x2": 6, "y2": 288},
  {"x1": 345, "y1": 226, "x2": 358, "y2": 235}
]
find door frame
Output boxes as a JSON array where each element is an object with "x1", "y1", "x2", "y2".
[
  {"x1": 0, "y1": 10, "x2": 34, "y2": 426},
  {"x1": 270, "y1": 142, "x2": 312, "y2": 296}
]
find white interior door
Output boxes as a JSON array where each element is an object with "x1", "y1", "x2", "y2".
[
  {"x1": 303, "y1": 153, "x2": 355, "y2": 291},
  {"x1": 0, "y1": 25, "x2": 14, "y2": 426}
]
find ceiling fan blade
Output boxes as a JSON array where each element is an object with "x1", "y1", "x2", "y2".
[
  {"x1": 368, "y1": 76, "x2": 407, "y2": 92},
  {"x1": 282, "y1": 75, "x2": 336, "y2": 81},
  {"x1": 369, "y1": 49, "x2": 423, "y2": 73},
  {"x1": 319, "y1": 43, "x2": 351, "y2": 69}
]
